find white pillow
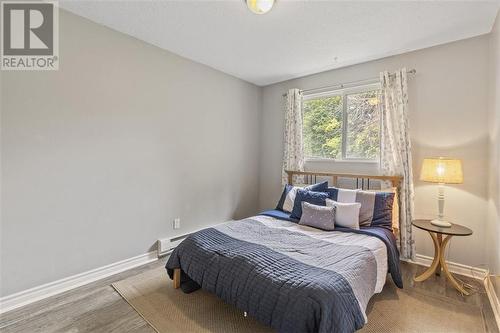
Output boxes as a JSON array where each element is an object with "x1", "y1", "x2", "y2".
[
  {"x1": 326, "y1": 199, "x2": 361, "y2": 230},
  {"x1": 336, "y1": 188, "x2": 359, "y2": 202}
]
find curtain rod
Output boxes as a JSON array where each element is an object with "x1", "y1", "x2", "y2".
[{"x1": 281, "y1": 69, "x2": 416, "y2": 97}]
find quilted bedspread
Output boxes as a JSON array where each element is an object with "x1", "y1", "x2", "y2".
[{"x1": 165, "y1": 215, "x2": 402, "y2": 333}]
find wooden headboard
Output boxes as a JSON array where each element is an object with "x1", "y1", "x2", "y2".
[{"x1": 285, "y1": 170, "x2": 402, "y2": 189}]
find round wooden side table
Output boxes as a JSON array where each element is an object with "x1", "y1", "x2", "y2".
[{"x1": 412, "y1": 219, "x2": 473, "y2": 295}]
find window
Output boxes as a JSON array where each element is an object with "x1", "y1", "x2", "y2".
[{"x1": 302, "y1": 83, "x2": 381, "y2": 161}]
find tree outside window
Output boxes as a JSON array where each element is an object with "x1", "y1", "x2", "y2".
[{"x1": 302, "y1": 84, "x2": 381, "y2": 161}]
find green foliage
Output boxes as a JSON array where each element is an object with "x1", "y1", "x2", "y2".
[
  {"x1": 345, "y1": 91, "x2": 380, "y2": 159},
  {"x1": 303, "y1": 96, "x2": 343, "y2": 159},
  {"x1": 302, "y1": 90, "x2": 380, "y2": 160}
]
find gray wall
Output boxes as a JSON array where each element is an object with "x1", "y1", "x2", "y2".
[
  {"x1": 487, "y1": 13, "x2": 500, "y2": 274},
  {"x1": 259, "y1": 36, "x2": 492, "y2": 270},
  {"x1": 0, "y1": 10, "x2": 262, "y2": 296}
]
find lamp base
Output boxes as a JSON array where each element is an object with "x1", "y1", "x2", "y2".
[{"x1": 431, "y1": 219, "x2": 452, "y2": 228}]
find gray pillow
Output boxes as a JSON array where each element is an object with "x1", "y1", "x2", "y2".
[{"x1": 298, "y1": 202, "x2": 336, "y2": 231}]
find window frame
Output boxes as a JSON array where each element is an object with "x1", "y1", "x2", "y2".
[{"x1": 302, "y1": 82, "x2": 382, "y2": 163}]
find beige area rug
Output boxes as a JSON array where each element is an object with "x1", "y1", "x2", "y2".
[{"x1": 112, "y1": 266, "x2": 485, "y2": 333}]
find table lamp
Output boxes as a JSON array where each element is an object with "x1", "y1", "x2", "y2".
[{"x1": 420, "y1": 157, "x2": 463, "y2": 227}]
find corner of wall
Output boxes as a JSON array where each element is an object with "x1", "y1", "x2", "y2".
[
  {"x1": 487, "y1": 10, "x2": 500, "y2": 274},
  {"x1": 256, "y1": 85, "x2": 265, "y2": 213}
]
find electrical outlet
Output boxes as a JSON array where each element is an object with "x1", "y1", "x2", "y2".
[{"x1": 173, "y1": 218, "x2": 181, "y2": 230}]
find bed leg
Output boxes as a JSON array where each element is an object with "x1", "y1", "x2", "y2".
[{"x1": 173, "y1": 268, "x2": 181, "y2": 289}]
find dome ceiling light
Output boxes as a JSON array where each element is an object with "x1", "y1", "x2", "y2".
[{"x1": 246, "y1": 0, "x2": 275, "y2": 15}]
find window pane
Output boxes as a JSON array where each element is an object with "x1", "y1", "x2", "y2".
[
  {"x1": 345, "y1": 90, "x2": 380, "y2": 159},
  {"x1": 302, "y1": 95, "x2": 343, "y2": 159}
]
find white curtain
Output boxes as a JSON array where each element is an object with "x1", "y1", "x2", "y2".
[
  {"x1": 379, "y1": 69, "x2": 415, "y2": 260},
  {"x1": 282, "y1": 89, "x2": 304, "y2": 185}
]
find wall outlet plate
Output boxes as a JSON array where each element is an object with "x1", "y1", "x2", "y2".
[{"x1": 173, "y1": 218, "x2": 181, "y2": 230}]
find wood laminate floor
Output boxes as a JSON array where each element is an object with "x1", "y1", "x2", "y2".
[{"x1": 1, "y1": 260, "x2": 498, "y2": 333}]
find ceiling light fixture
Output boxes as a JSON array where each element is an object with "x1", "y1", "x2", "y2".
[{"x1": 246, "y1": 0, "x2": 275, "y2": 15}]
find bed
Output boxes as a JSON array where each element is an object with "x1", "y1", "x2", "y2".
[{"x1": 165, "y1": 171, "x2": 403, "y2": 333}]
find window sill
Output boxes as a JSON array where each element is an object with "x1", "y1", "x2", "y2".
[{"x1": 305, "y1": 158, "x2": 379, "y2": 164}]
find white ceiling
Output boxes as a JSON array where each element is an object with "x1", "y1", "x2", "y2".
[{"x1": 60, "y1": 0, "x2": 500, "y2": 86}]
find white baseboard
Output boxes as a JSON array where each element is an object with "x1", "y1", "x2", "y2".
[
  {"x1": 0, "y1": 251, "x2": 158, "y2": 314},
  {"x1": 403, "y1": 253, "x2": 489, "y2": 280},
  {"x1": 485, "y1": 275, "x2": 500, "y2": 330}
]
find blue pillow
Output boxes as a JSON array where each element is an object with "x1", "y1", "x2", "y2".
[
  {"x1": 276, "y1": 181, "x2": 328, "y2": 211},
  {"x1": 371, "y1": 192, "x2": 395, "y2": 229},
  {"x1": 325, "y1": 187, "x2": 339, "y2": 200},
  {"x1": 290, "y1": 189, "x2": 329, "y2": 220}
]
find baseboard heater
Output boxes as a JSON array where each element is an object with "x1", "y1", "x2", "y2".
[
  {"x1": 157, "y1": 233, "x2": 192, "y2": 257},
  {"x1": 157, "y1": 221, "x2": 232, "y2": 257}
]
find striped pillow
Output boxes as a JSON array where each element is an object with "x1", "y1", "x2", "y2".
[
  {"x1": 326, "y1": 187, "x2": 395, "y2": 229},
  {"x1": 276, "y1": 181, "x2": 328, "y2": 213}
]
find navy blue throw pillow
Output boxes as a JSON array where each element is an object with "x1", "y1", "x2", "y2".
[
  {"x1": 290, "y1": 189, "x2": 329, "y2": 220},
  {"x1": 276, "y1": 181, "x2": 328, "y2": 211},
  {"x1": 371, "y1": 192, "x2": 395, "y2": 229},
  {"x1": 325, "y1": 187, "x2": 339, "y2": 200}
]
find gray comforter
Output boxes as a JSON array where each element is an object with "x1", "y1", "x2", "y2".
[{"x1": 166, "y1": 216, "x2": 389, "y2": 333}]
